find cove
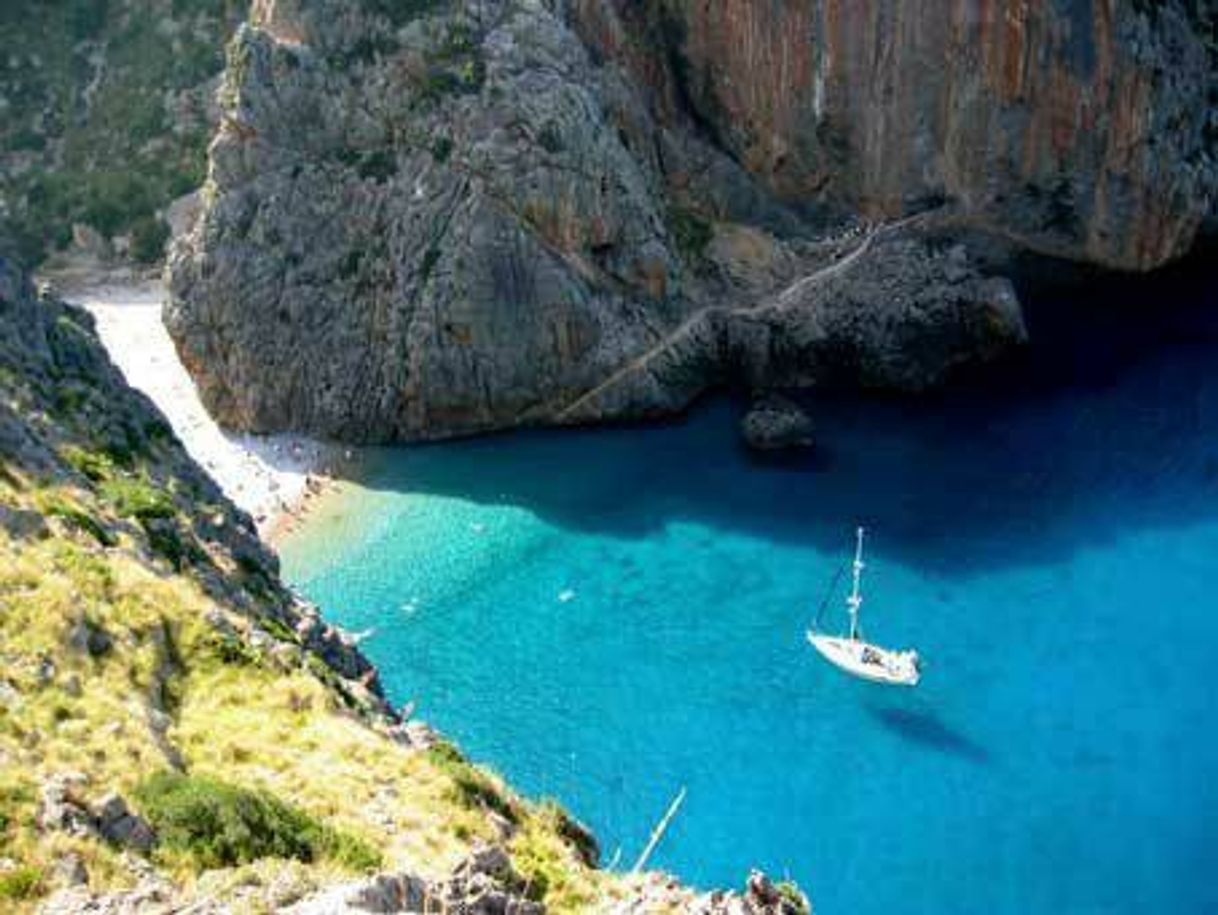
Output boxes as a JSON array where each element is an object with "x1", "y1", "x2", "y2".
[{"x1": 278, "y1": 264, "x2": 1218, "y2": 915}]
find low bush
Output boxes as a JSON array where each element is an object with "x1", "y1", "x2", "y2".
[
  {"x1": 0, "y1": 866, "x2": 43, "y2": 901},
  {"x1": 669, "y1": 207, "x2": 714, "y2": 261},
  {"x1": 61, "y1": 445, "x2": 117, "y2": 482},
  {"x1": 776, "y1": 879, "x2": 811, "y2": 915},
  {"x1": 130, "y1": 216, "x2": 170, "y2": 265},
  {"x1": 100, "y1": 477, "x2": 175, "y2": 521},
  {"x1": 133, "y1": 771, "x2": 380, "y2": 872},
  {"x1": 42, "y1": 497, "x2": 117, "y2": 547},
  {"x1": 538, "y1": 799, "x2": 598, "y2": 866}
]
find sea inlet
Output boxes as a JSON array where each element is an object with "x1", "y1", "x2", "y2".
[{"x1": 280, "y1": 257, "x2": 1218, "y2": 914}]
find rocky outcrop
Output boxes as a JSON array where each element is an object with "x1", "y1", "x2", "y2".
[
  {"x1": 616, "y1": 868, "x2": 812, "y2": 915},
  {"x1": 168, "y1": 0, "x2": 688, "y2": 442},
  {"x1": 166, "y1": 0, "x2": 1090, "y2": 443},
  {"x1": 3, "y1": 253, "x2": 819, "y2": 913},
  {"x1": 37, "y1": 776, "x2": 156, "y2": 854},
  {"x1": 41, "y1": 845, "x2": 546, "y2": 915},
  {"x1": 554, "y1": 231, "x2": 1026, "y2": 422},
  {"x1": 286, "y1": 845, "x2": 543, "y2": 914}
]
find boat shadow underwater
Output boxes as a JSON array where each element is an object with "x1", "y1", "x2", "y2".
[{"x1": 864, "y1": 704, "x2": 992, "y2": 765}]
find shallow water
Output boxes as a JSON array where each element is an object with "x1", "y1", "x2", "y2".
[{"x1": 280, "y1": 267, "x2": 1218, "y2": 914}]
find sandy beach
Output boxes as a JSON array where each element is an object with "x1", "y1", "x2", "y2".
[{"x1": 55, "y1": 272, "x2": 349, "y2": 541}]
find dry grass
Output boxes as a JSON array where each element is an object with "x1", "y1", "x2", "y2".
[{"x1": 0, "y1": 479, "x2": 617, "y2": 911}]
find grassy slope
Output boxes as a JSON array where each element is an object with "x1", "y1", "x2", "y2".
[
  {"x1": 0, "y1": 270, "x2": 627, "y2": 911},
  {"x1": 0, "y1": 502, "x2": 619, "y2": 911}
]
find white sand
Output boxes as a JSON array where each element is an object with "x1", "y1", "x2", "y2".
[{"x1": 59, "y1": 276, "x2": 342, "y2": 538}]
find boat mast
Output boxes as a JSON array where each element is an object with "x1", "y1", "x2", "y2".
[{"x1": 847, "y1": 526, "x2": 865, "y2": 640}]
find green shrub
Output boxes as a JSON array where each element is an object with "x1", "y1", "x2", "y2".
[
  {"x1": 208, "y1": 632, "x2": 261, "y2": 667},
  {"x1": 776, "y1": 879, "x2": 811, "y2": 915},
  {"x1": 43, "y1": 498, "x2": 117, "y2": 547},
  {"x1": 259, "y1": 614, "x2": 300, "y2": 645},
  {"x1": 426, "y1": 739, "x2": 465, "y2": 767},
  {"x1": 133, "y1": 772, "x2": 381, "y2": 872},
  {"x1": 100, "y1": 477, "x2": 175, "y2": 521},
  {"x1": 538, "y1": 799, "x2": 599, "y2": 866},
  {"x1": 420, "y1": 246, "x2": 440, "y2": 282},
  {"x1": 363, "y1": 0, "x2": 444, "y2": 27},
  {"x1": 61, "y1": 445, "x2": 117, "y2": 483},
  {"x1": 356, "y1": 150, "x2": 397, "y2": 182},
  {"x1": 430, "y1": 136, "x2": 454, "y2": 163},
  {"x1": 130, "y1": 216, "x2": 170, "y2": 265},
  {"x1": 144, "y1": 520, "x2": 185, "y2": 569},
  {"x1": 669, "y1": 207, "x2": 714, "y2": 261},
  {"x1": 537, "y1": 122, "x2": 564, "y2": 154},
  {"x1": 0, "y1": 866, "x2": 43, "y2": 901}
]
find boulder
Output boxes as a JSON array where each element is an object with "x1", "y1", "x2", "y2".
[
  {"x1": 93, "y1": 793, "x2": 157, "y2": 853},
  {"x1": 740, "y1": 396, "x2": 814, "y2": 451},
  {"x1": 0, "y1": 504, "x2": 49, "y2": 540},
  {"x1": 65, "y1": 617, "x2": 113, "y2": 658}
]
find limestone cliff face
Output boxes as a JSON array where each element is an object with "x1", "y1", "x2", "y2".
[
  {"x1": 167, "y1": 0, "x2": 1212, "y2": 443},
  {"x1": 572, "y1": 0, "x2": 1215, "y2": 270},
  {"x1": 169, "y1": 0, "x2": 694, "y2": 441}
]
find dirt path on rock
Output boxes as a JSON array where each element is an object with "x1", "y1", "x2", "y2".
[{"x1": 556, "y1": 212, "x2": 932, "y2": 420}]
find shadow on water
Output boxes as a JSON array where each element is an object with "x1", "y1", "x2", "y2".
[
  {"x1": 350, "y1": 243, "x2": 1218, "y2": 575},
  {"x1": 864, "y1": 704, "x2": 992, "y2": 764}
]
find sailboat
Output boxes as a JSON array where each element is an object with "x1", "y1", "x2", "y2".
[{"x1": 807, "y1": 527, "x2": 922, "y2": 686}]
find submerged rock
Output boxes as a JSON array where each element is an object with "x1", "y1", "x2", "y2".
[{"x1": 741, "y1": 395, "x2": 814, "y2": 451}]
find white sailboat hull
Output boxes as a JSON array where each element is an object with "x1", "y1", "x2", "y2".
[{"x1": 807, "y1": 632, "x2": 921, "y2": 687}]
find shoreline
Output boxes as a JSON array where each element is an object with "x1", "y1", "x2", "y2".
[{"x1": 52, "y1": 270, "x2": 351, "y2": 543}]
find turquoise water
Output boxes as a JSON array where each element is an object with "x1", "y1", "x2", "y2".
[{"x1": 280, "y1": 273, "x2": 1218, "y2": 914}]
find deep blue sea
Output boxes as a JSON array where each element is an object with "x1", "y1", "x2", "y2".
[{"x1": 279, "y1": 262, "x2": 1218, "y2": 914}]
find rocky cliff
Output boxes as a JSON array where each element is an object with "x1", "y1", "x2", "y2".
[
  {"x1": 166, "y1": 0, "x2": 1213, "y2": 442},
  {"x1": 574, "y1": 0, "x2": 1216, "y2": 269}
]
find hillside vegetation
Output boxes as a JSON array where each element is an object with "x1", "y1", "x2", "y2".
[
  {"x1": 0, "y1": 0, "x2": 240, "y2": 266},
  {"x1": 0, "y1": 257, "x2": 650, "y2": 912}
]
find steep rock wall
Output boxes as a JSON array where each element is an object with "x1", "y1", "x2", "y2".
[{"x1": 572, "y1": 0, "x2": 1215, "y2": 270}]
